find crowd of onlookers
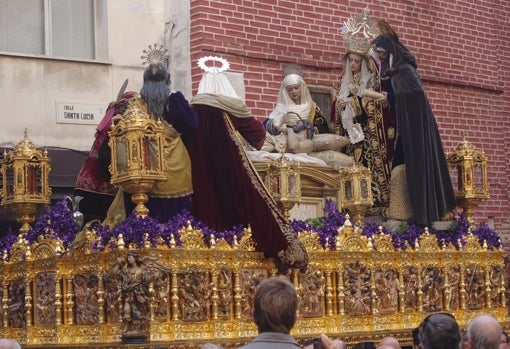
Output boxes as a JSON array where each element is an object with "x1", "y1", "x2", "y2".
[
  {"x1": 2, "y1": 276, "x2": 508, "y2": 349},
  {"x1": 201, "y1": 276, "x2": 509, "y2": 349}
]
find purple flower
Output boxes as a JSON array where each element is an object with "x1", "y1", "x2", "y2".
[
  {"x1": 0, "y1": 227, "x2": 17, "y2": 256},
  {"x1": 26, "y1": 198, "x2": 80, "y2": 248},
  {"x1": 473, "y1": 222, "x2": 501, "y2": 250}
]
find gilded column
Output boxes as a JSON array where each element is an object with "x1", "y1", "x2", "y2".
[
  {"x1": 55, "y1": 278, "x2": 62, "y2": 325},
  {"x1": 485, "y1": 267, "x2": 491, "y2": 309},
  {"x1": 337, "y1": 269, "x2": 345, "y2": 315},
  {"x1": 2, "y1": 281, "x2": 8, "y2": 327},
  {"x1": 444, "y1": 267, "x2": 450, "y2": 312},
  {"x1": 417, "y1": 267, "x2": 423, "y2": 312},
  {"x1": 170, "y1": 271, "x2": 179, "y2": 321},
  {"x1": 325, "y1": 270, "x2": 333, "y2": 316},
  {"x1": 211, "y1": 270, "x2": 219, "y2": 320},
  {"x1": 149, "y1": 281, "x2": 155, "y2": 321},
  {"x1": 97, "y1": 274, "x2": 105, "y2": 324},
  {"x1": 398, "y1": 269, "x2": 405, "y2": 313},
  {"x1": 24, "y1": 279, "x2": 32, "y2": 326},
  {"x1": 233, "y1": 269, "x2": 242, "y2": 319},
  {"x1": 66, "y1": 278, "x2": 74, "y2": 325},
  {"x1": 460, "y1": 266, "x2": 466, "y2": 310}
]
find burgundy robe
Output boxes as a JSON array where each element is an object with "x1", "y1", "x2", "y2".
[{"x1": 187, "y1": 103, "x2": 292, "y2": 260}]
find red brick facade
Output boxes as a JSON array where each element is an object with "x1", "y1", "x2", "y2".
[{"x1": 189, "y1": 0, "x2": 510, "y2": 238}]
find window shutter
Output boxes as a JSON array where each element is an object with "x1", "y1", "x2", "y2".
[
  {"x1": 51, "y1": 0, "x2": 94, "y2": 59},
  {"x1": 0, "y1": 0, "x2": 44, "y2": 54}
]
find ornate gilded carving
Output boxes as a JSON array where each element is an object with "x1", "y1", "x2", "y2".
[{"x1": 0, "y1": 219, "x2": 506, "y2": 347}]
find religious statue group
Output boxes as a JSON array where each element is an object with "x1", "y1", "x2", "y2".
[{"x1": 73, "y1": 8, "x2": 456, "y2": 339}]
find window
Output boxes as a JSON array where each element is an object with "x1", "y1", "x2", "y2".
[
  {"x1": 0, "y1": 0, "x2": 96, "y2": 59},
  {"x1": 309, "y1": 85, "x2": 335, "y2": 127}
]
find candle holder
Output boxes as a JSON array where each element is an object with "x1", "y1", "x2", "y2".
[
  {"x1": 1, "y1": 130, "x2": 51, "y2": 236},
  {"x1": 108, "y1": 97, "x2": 166, "y2": 217},
  {"x1": 265, "y1": 155, "x2": 301, "y2": 220},
  {"x1": 339, "y1": 163, "x2": 373, "y2": 225},
  {"x1": 446, "y1": 134, "x2": 489, "y2": 227}
]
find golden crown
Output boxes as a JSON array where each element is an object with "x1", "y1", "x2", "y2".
[{"x1": 341, "y1": 7, "x2": 379, "y2": 54}]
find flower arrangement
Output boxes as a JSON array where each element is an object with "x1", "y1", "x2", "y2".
[
  {"x1": 0, "y1": 198, "x2": 502, "y2": 254},
  {"x1": 291, "y1": 200, "x2": 501, "y2": 251},
  {"x1": 25, "y1": 198, "x2": 81, "y2": 248}
]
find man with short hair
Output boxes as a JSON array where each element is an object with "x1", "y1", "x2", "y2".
[
  {"x1": 466, "y1": 314, "x2": 502, "y2": 349},
  {"x1": 418, "y1": 313, "x2": 461, "y2": 349},
  {"x1": 238, "y1": 277, "x2": 300, "y2": 349}
]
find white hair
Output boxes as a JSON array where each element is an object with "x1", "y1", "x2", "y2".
[{"x1": 0, "y1": 339, "x2": 21, "y2": 349}]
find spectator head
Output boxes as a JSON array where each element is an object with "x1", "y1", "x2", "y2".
[
  {"x1": 0, "y1": 339, "x2": 21, "y2": 349},
  {"x1": 467, "y1": 314, "x2": 502, "y2": 349},
  {"x1": 418, "y1": 313, "x2": 461, "y2": 349},
  {"x1": 253, "y1": 277, "x2": 297, "y2": 334},
  {"x1": 499, "y1": 331, "x2": 510, "y2": 349},
  {"x1": 412, "y1": 327, "x2": 420, "y2": 349},
  {"x1": 378, "y1": 337, "x2": 400, "y2": 349}
]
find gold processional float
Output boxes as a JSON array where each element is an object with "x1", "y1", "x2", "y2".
[{"x1": 0, "y1": 102, "x2": 507, "y2": 348}]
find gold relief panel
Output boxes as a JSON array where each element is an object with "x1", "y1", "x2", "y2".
[
  {"x1": 7, "y1": 278, "x2": 25, "y2": 328},
  {"x1": 464, "y1": 264, "x2": 486, "y2": 310},
  {"x1": 420, "y1": 266, "x2": 444, "y2": 312},
  {"x1": 373, "y1": 266, "x2": 399, "y2": 314},
  {"x1": 73, "y1": 273, "x2": 99, "y2": 325},
  {"x1": 373, "y1": 313, "x2": 401, "y2": 332},
  {"x1": 298, "y1": 269, "x2": 325, "y2": 318},
  {"x1": 34, "y1": 271, "x2": 56, "y2": 326},
  {"x1": 27, "y1": 326, "x2": 57, "y2": 344},
  {"x1": 174, "y1": 321, "x2": 215, "y2": 341},
  {"x1": 239, "y1": 269, "x2": 268, "y2": 319},
  {"x1": 341, "y1": 314, "x2": 374, "y2": 333},
  {"x1": 149, "y1": 322, "x2": 172, "y2": 342},
  {"x1": 177, "y1": 269, "x2": 211, "y2": 322},
  {"x1": 343, "y1": 261, "x2": 371, "y2": 316}
]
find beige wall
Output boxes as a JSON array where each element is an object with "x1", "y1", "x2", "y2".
[{"x1": 0, "y1": 0, "x2": 191, "y2": 152}]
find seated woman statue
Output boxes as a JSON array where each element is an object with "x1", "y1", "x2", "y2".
[{"x1": 262, "y1": 67, "x2": 351, "y2": 165}]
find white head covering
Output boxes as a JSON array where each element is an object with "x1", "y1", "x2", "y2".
[
  {"x1": 196, "y1": 56, "x2": 241, "y2": 99},
  {"x1": 269, "y1": 73, "x2": 314, "y2": 125}
]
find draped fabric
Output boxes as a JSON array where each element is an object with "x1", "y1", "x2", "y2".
[
  {"x1": 77, "y1": 91, "x2": 198, "y2": 224},
  {"x1": 373, "y1": 34, "x2": 456, "y2": 225},
  {"x1": 122, "y1": 92, "x2": 198, "y2": 223},
  {"x1": 330, "y1": 54, "x2": 395, "y2": 214},
  {"x1": 186, "y1": 101, "x2": 308, "y2": 271},
  {"x1": 75, "y1": 92, "x2": 135, "y2": 222}
]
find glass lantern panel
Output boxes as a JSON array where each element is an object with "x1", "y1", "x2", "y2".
[
  {"x1": 457, "y1": 166, "x2": 463, "y2": 192},
  {"x1": 115, "y1": 138, "x2": 128, "y2": 172},
  {"x1": 360, "y1": 179, "x2": 368, "y2": 199},
  {"x1": 26, "y1": 164, "x2": 40, "y2": 195},
  {"x1": 288, "y1": 174, "x2": 296, "y2": 196},
  {"x1": 345, "y1": 180, "x2": 352, "y2": 200},
  {"x1": 271, "y1": 176, "x2": 280, "y2": 195},
  {"x1": 148, "y1": 137, "x2": 159, "y2": 171},
  {"x1": 474, "y1": 164, "x2": 483, "y2": 191},
  {"x1": 5, "y1": 165, "x2": 14, "y2": 196}
]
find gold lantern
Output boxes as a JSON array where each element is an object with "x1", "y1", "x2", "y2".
[
  {"x1": 339, "y1": 163, "x2": 373, "y2": 224},
  {"x1": 108, "y1": 97, "x2": 166, "y2": 217},
  {"x1": 266, "y1": 156, "x2": 301, "y2": 220},
  {"x1": 446, "y1": 134, "x2": 489, "y2": 227},
  {"x1": 1, "y1": 130, "x2": 51, "y2": 235}
]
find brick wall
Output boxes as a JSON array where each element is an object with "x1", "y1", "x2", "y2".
[{"x1": 190, "y1": 0, "x2": 510, "y2": 238}]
